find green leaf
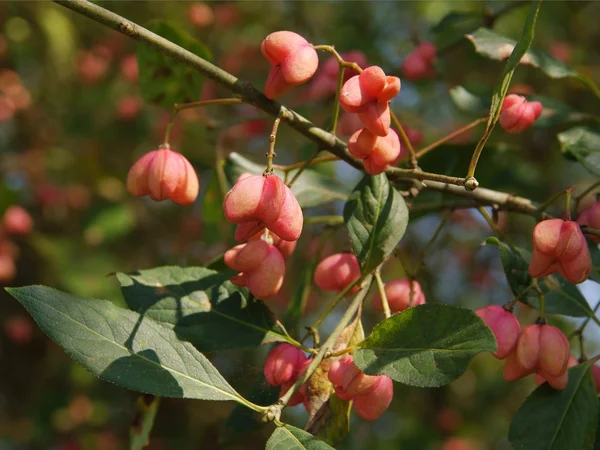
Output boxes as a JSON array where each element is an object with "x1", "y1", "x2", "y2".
[
  {"x1": 432, "y1": 11, "x2": 483, "y2": 50},
  {"x1": 7, "y1": 286, "x2": 245, "y2": 402},
  {"x1": 467, "y1": 27, "x2": 600, "y2": 99},
  {"x1": 509, "y1": 362, "x2": 599, "y2": 450},
  {"x1": 266, "y1": 425, "x2": 335, "y2": 450},
  {"x1": 449, "y1": 86, "x2": 489, "y2": 114},
  {"x1": 594, "y1": 398, "x2": 600, "y2": 450},
  {"x1": 116, "y1": 266, "x2": 287, "y2": 352},
  {"x1": 130, "y1": 395, "x2": 160, "y2": 450},
  {"x1": 484, "y1": 237, "x2": 594, "y2": 318},
  {"x1": 354, "y1": 303, "x2": 496, "y2": 387},
  {"x1": 83, "y1": 204, "x2": 135, "y2": 245},
  {"x1": 223, "y1": 152, "x2": 350, "y2": 208},
  {"x1": 136, "y1": 20, "x2": 211, "y2": 108},
  {"x1": 343, "y1": 174, "x2": 409, "y2": 275},
  {"x1": 558, "y1": 127, "x2": 600, "y2": 177}
]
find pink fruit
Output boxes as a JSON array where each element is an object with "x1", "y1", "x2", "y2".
[
  {"x1": 348, "y1": 128, "x2": 401, "y2": 174},
  {"x1": 339, "y1": 66, "x2": 401, "y2": 137},
  {"x1": 529, "y1": 219, "x2": 591, "y2": 284},
  {"x1": 402, "y1": 42, "x2": 437, "y2": 81},
  {"x1": 352, "y1": 375, "x2": 393, "y2": 421},
  {"x1": 261, "y1": 31, "x2": 318, "y2": 99},
  {"x1": 373, "y1": 279, "x2": 426, "y2": 314},
  {"x1": 3, "y1": 206, "x2": 33, "y2": 236},
  {"x1": 535, "y1": 355, "x2": 578, "y2": 390},
  {"x1": 314, "y1": 253, "x2": 361, "y2": 293},
  {"x1": 187, "y1": 3, "x2": 214, "y2": 28},
  {"x1": 577, "y1": 202, "x2": 600, "y2": 244},
  {"x1": 0, "y1": 252, "x2": 15, "y2": 282},
  {"x1": 4, "y1": 316, "x2": 33, "y2": 344},
  {"x1": 248, "y1": 230, "x2": 297, "y2": 259},
  {"x1": 119, "y1": 54, "x2": 139, "y2": 82},
  {"x1": 475, "y1": 305, "x2": 520, "y2": 359},
  {"x1": 264, "y1": 343, "x2": 308, "y2": 386},
  {"x1": 127, "y1": 147, "x2": 199, "y2": 205},
  {"x1": 499, "y1": 94, "x2": 543, "y2": 134},
  {"x1": 117, "y1": 95, "x2": 142, "y2": 121},
  {"x1": 592, "y1": 365, "x2": 600, "y2": 393},
  {"x1": 307, "y1": 51, "x2": 367, "y2": 100}
]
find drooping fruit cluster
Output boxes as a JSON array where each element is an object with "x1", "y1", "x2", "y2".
[
  {"x1": 261, "y1": 31, "x2": 319, "y2": 99},
  {"x1": 339, "y1": 66, "x2": 401, "y2": 137},
  {"x1": 308, "y1": 51, "x2": 367, "y2": 100},
  {"x1": 224, "y1": 239, "x2": 285, "y2": 299},
  {"x1": 504, "y1": 323, "x2": 571, "y2": 389},
  {"x1": 348, "y1": 128, "x2": 401, "y2": 175},
  {"x1": 528, "y1": 218, "x2": 591, "y2": 284},
  {"x1": 264, "y1": 344, "x2": 311, "y2": 407},
  {"x1": 499, "y1": 94, "x2": 543, "y2": 134},
  {"x1": 127, "y1": 146, "x2": 199, "y2": 205},
  {"x1": 223, "y1": 173, "x2": 303, "y2": 243},
  {"x1": 0, "y1": 206, "x2": 33, "y2": 282},
  {"x1": 475, "y1": 305, "x2": 520, "y2": 360},
  {"x1": 401, "y1": 42, "x2": 437, "y2": 81},
  {"x1": 222, "y1": 173, "x2": 303, "y2": 299},
  {"x1": 372, "y1": 279, "x2": 426, "y2": 313},
  {"x1": 577, "y1": 202, "x2": 600, "y2": 244},
  {"x1": 328, "y1": 355, "x2": 393, "y2": 421},
  {"x1": 314, "y1": 253, "x2": 361, "y2": 293}
]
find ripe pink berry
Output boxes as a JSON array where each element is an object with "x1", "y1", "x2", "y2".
[
  {"x1": 224, "y1": 174, "x2": 303, "y2": 243},
  {"x1": 119, "y1": 54, "x2": 139, "y2": 83},
  {"x1": 372, "y1": 279, "x2": 426, "y2": 314},
  {"x1": 0, "y1": 252, "x2": 15, "y2": 282},
  {"x1": 577, "y1": 202, "x2": 600, "y2": 244},
  {"x1": 528, "y1": 219, "x2": 591, "y2": 284},
  {"x1": 499, "y1": 94, "x2": 543, "y2": 134},
  {"x1": 475, "y1": 305, "x2": 520, "y2": 360},
  {"x1": 187, "y1": 3, "x2": 214, "y2": 28},
  {"x1": 328, "y1": 355, "x2": 393, "y2": 421},
  {"x1": 337, "y1": 112, "x2": 363, "y2": 137},
  {"x1": 127, "y1": 147, "x2": 199, "y2": 205},
  {"x1": 3, "y1": 206, "x2": 33, "y2": 236},
  {"x1": 261, "y1": 31, "x2": 319, "y2": 99},
  {"x1": 339, "y1": 66, "x2": 401, "y2": 137},
  {"x1": 264, "y1": 343, "x2": 308, "y2": 386},
  {"x1": 314, "y1": 253, "x2": 361, "y2": 293},
  {"x1": 402, "y1": 42, "x2": 437, "y2": 81},
  {"x1": 348, "y1": 128, "x2": 400, "y2": 175},
  {"x1": 535, "y1": 355, "x2": 578, "y2": 390},
  {"x1": 504, "y1": 323, "x2": 570, "y2": 388},
  {"x1": 224, "y1": 240, "x2": 285, "y2": 299}
]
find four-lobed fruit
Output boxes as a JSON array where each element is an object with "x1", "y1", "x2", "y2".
[
  {"x1": 263, "y1": 344, "x2": 311, "y2": 407},
  {"x1": 261, "y1": 31, "x2": 319, "y2": 99},
  {"x1": 224, "y1": 239, "x2": 285, "y2": 299},
  {"x1": 528, "y1": 218, "x2": 591, "y2": 284},
  {"x1": 577, "y1": 202, "x2": 600, "y2": 244},
  {"x1": 328, "y1": 355, "x2": 393, "y2": 421},
  {"x1": 314, "y1": 253, "x2": 361, "y2": 293},
  {"x1": 372, "y1": 279, "x2": 426, "y2": 313},
  {"x1": 308, "y1": 51, "x2": 367, "y2": 100},
  {"x1": 127, "y1": 146, "x2": 199, "y2": 205},
  {"x1": 348, "y1": 128, "x2": 401, "y2": 175},
  {"x1": 475, "y1": 305, "x2": 520, "y2": 360},
  {"x1": 499, "y1": 94, "x2": 543, "y2": 134}
]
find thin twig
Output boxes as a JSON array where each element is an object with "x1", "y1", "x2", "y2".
[{"x1": 415, "y1": 117, "x2": 487, "y2": 159}]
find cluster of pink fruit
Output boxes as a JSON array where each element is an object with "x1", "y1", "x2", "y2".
[
  {"x1": 263, "y1": 343, "x2": 393, "y2": 421},
  {"x1": 222, "y1": 173, "x2": 302, "y2": 298},
  {"x1": 0, "y1": 206, "x2": 33, "y2": 282},
  {"x1": 476, "y1": 305, "x2": 600, "y2": 391}
]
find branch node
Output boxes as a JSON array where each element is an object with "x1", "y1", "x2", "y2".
[{"x1": 464, "y1": 177, "x2": 479, "y2": 191}]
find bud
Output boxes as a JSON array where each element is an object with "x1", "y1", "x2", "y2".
[
  {"x1": 264, "y1": 343, "x2": 308, "y2": 386},
  {"x1": 401, "y1": 42, "x2": 437, "y2": 81},
  {"x1": 499, "y1": 94, "x2": 542, "y2": 134},
  {"x1": 261, "y1": 31, "x2": 319, "y2": 99},
  {"x1": 339, "y1": 66, "x2": 401, "y2": 137},
  {"x1": 577, "y1": 202, "x2": 600, "y2": 244},
  {"x1": 373, "y1": 279, "x2": 426, "y2": 314},
  {"x1": 127, "y1": 147, "x2": 199, "y2": 205},
  {"x1": 475, "y1": 305, "x2": 520, "y2": 359},
  {"x1": 529, "y1": 219, "x2": 591, "y2": 284},
  {"x1": 314, "y1": 253, "x2": 361, "y2": 293},
  {"x1": 3, "y1": 206, "x2": 33, "y2": 236}
]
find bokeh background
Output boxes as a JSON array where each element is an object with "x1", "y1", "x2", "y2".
[{"x1": 1, "y1": 1, "x2": 600, "y2": 449}]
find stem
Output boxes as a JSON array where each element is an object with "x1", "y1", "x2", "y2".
[
  {"x1": 477, "y1": 206, "x2": 503, "y2": 237},
  {"x1": 265, "y1": 112, "x2": 283, "y2": 174},
  {"x1": 278, "y1": 276, "x2": 373, "y2": 407},
  {"x1": 312, "y1": 45, "x2": 363, "y2": 73},
  {"x1": 570, "y1": 299, "x2": 600, "y2": 339},
  {"x1": 164, "y1": 98, "x2": 242, "y2": 145},
  {"x1": 415, "y1": 117, "x2": 488, "y2": 159},
  {"x1": 390, "y1": 111, "x2": 418, "y2": 168},
  {"x1": 286, "y1": 150, "x2": 320, "y2": 188},
  {"x1": 330, "y1": 66, "x2": 345, "y2": 134},
  {"x1": 565, "y1": 187, "x2": 573, "y2": 220},
  {"x1": 538, "y1": 189, "x2": 567, "y2": 213},
  {"x1": 580, "y1": 225, "x2": 600, "y2": 238},
  {"x1": 374, "y1": 270, "x2": 391, "y2": 318}
]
